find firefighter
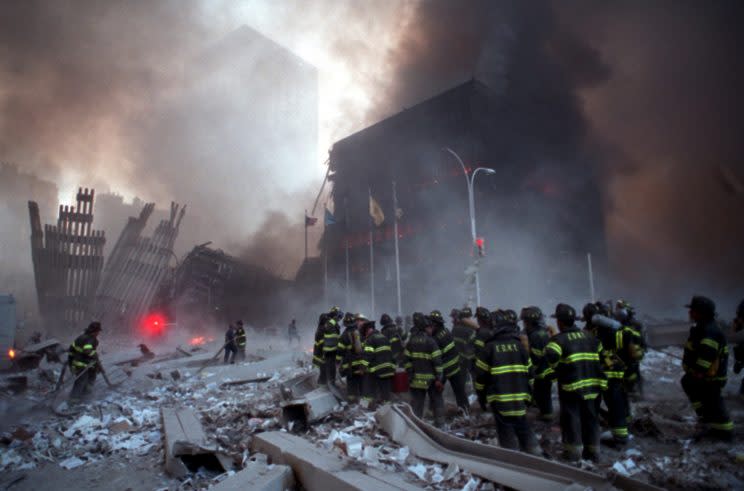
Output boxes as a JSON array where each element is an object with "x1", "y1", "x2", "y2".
[
  {"x1": 520, "y1": 306, "x2": 554, "y2": 421},
  {"x1": 583, "y1": 303, "x2": 636, "y2": 447},
  {"x1": 235, "y1": 320, "x2": 247, "y2": 361},
  {"x1": 545, "y1": 303, "x2": 607, "y2": 462},
  {"x1": 614, "y1": 300, "x2": 645, "y2": 399},
  {"x1": 312, "y1": 313, "x2": 328, "y2": 374},
  {"x1": 361, "y1": 320, "x2": 395, "y2": 405},
  {"x1": 320, "y1": 315, "x2": 340, "y2": 386},
  {"x1": 68, "y1": 321, "x2": 103, "y2": 401},
  {"x1": 380, "y1": 313, "x2": 403, "y2": 365},
  {"x1": 732, "y1": 299, "x2": 744, "y2": 395},
  {"x1": 288, "y1": 319, "x2": 301, "y2": 347},
  {"x1": 224, "y1": 323, "x2": 237, "y2": 364},
  {"x1": 452, "y1": 307, "x2": 477, "y2": 378},
  {"x1": 404, "y1": 312, "x2": 445, "y2": 427},
  {"x1": 403, "y1": 315, "x2": 413, "y2": 343},
  {"x1": 681, "y1": 295, "x2": 733, "y2": 441},
  {"x1": 473, "y1": 307, "x2": 494, "y2": 356},
  {"x1": 430, "y1": 310, "x2": 470, "y2": 413},
  {"x1": 337, "y1": 313, "x2": 365, "y2": 402},
  {"x1": 475, "y1": 313, "x2": 541, "y2": 454}
]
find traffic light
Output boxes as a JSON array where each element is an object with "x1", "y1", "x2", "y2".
[{"x1": 475, "y1": 237, "x2": 485, "y2": 257}]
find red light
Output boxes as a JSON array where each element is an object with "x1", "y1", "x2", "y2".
[
  {"x1": 475, "y1": 237, "x2": 485, "y2": 257},
  {"x1": 8, "y1": 349, "x2": 16, "y2": 359},
  {"x1": 189, "y1": 336, "x2": 211, "y2": 346},
  {"x1": 141, "y1": 312, "x2": 167, "y2": 337}
]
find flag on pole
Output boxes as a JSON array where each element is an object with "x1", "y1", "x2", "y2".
[
  {"x1": 324, "y1": 208, "x2": 336, "y2": 225},
  {"x1": 305, "y1": 215, "x2": 318, "y2": 226},
  {"x1": 369, "y1": 195, "x2": 385, "y2": 226}
]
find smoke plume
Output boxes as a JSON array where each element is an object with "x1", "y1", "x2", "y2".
[{"x1": 361, "y1": 0, "x2": 744, "y2": 315}]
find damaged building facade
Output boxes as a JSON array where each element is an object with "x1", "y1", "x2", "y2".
[{"x1": 322, "y1": 80, "x2": 608, "y2": 313}]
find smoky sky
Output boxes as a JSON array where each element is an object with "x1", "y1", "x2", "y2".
[
  {"x1": 363, "y1": 0, "x2": 744, "y2": 314},
  {"x1": 1, "y1": 0, "x2": 743, "y2": 315}
]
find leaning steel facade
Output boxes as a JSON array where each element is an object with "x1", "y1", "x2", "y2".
[{"x1": 28, "y1": 188, "x2": 106, "y2": 332}]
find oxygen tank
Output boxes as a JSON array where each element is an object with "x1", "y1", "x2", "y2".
[{"x1": 591, "y1": 314, "x2": 622, "y2": 331}]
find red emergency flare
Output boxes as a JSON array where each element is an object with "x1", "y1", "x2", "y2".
[
  {"x1": 8, "y1": 348, "x2": 16, "y2": 359},
  {"x1": 142, "y1": 312, "x2": 167, "y2": 337}
]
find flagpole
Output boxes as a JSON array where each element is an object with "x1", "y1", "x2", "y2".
[
  {"x1": 368, "y1": 188, "x2": 375, "y2": 319},
  {"x1": 323, "y1": 241, "x2": 328, "y2": 307},
  {"x1": 392, "y1": 180, "x2": 402, "y2": 317},
  {"x1": 587, "y1": 252, "x2": 595, "y2": 302},
  {"x1": 304, "y1": 209, "x2": 308, "y2": 261},
  {"x1": 345, "y1": 238, "x2": 350, "y2": 307}
]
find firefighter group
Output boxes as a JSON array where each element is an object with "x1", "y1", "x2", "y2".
[
  {"x1": 61, "y1": 295, "x2": 741, "y2": 465},
  {"x1": 311, "y1": 295, "x2": 740, "y2": 463}
]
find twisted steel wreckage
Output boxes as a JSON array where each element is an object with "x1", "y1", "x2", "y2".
[{"x1": 27, "y1": 188, "x2": 185, "y2": 336}]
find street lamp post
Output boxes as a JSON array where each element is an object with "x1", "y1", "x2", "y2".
[{"x1": 443, "y1": 147, "x2": 496, "y2": 307}]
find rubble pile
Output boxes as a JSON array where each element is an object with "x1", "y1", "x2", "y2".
[{"x1": 1, "y1": 345, "x2": 743, "y2": 490}]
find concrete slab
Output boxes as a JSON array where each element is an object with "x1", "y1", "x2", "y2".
[
  {"x1": 252, "y1": 431, "x2": 423, "y2": 491},
  {"x1": 210, "y1": 461, "x2": 294, "y2": 491},
  {"x1": 200, "y1": 351, "x2": 304, "y2": 387},
  {"x1": 161, "y1": 407, "x2": 229, "y2": 478},
  {"x1": 21, "y1": 339, "x2": 61, "y2": 353},
  {"x1": 281, "y1": 388, "x2": 339, "y2": 428},
  {"x1": 280, "y1": 372, "x2": 317, "y2": 400},
  {"x1": 100, "y1": 348, "x2": 150, "y2": 367}
]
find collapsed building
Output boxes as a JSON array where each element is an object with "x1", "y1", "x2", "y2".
[
  {"x1": 154, "y1": 244, "x2": 292, "y2": 332},
  {"x1": 27, "y1": 189, "x2": 106, "y2": 335},
  {"x1": 92, "y1": 202, "x2": 185, "y2": 335},
  {"x1": 322, "y1": 80, "x2": 608, "y2": 314}
]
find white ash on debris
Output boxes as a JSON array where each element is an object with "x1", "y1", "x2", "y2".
[{"x1": 3, "y1": 346, "x2": 744, "y2": 491}]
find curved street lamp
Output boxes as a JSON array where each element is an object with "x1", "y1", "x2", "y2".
[{"x1": 443, "y1": 147, "x2": 495, "y2": 307}]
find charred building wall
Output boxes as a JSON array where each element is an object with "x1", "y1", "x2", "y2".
[
  {"x1": 323, "y1": 80, "x2": 607, "y2": 315},
  {"x1": 161, "y1": 244, "x2": 292, "y2": 331}
]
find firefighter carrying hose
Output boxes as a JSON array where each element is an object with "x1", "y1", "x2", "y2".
[
  {"x1": 67, "y1": 321, "x2": 103, "y2": 401},
  {"x1": 235, "y1": 320, "x2": 247, "y2": 362}
]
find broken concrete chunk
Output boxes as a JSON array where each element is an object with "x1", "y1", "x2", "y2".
[
  {"x1": 210, "y1": 461, "x2": 294, "y2": 491},
  {"x1": 252, "y1": 431, "x2": 424, "y2": 491},
  {"x1": 281, "y1": 388, "x2": 340, "y2": 429},
  {"x1": 161, "y1": 407, "x2": 230, "y2": 478}
]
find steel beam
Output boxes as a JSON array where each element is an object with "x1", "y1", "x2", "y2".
[{"x1": 375, "y1": 404, "x2": 662, "y2": 491}]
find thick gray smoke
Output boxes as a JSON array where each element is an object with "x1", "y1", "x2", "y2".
[
  {"x1": 1, "y1": 0, "x2": 742, "y2": 323},
  {"x1": 0, "y1": 1, "x2": 320, "y2": 290},
  {"x1": 360, "y1": 0, "x2": 744, "y2": 316}
]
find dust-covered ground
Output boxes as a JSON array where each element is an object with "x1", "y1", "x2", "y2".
[{"x1": 1, "y1": 337, "x2": 743, "y2": 491}]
